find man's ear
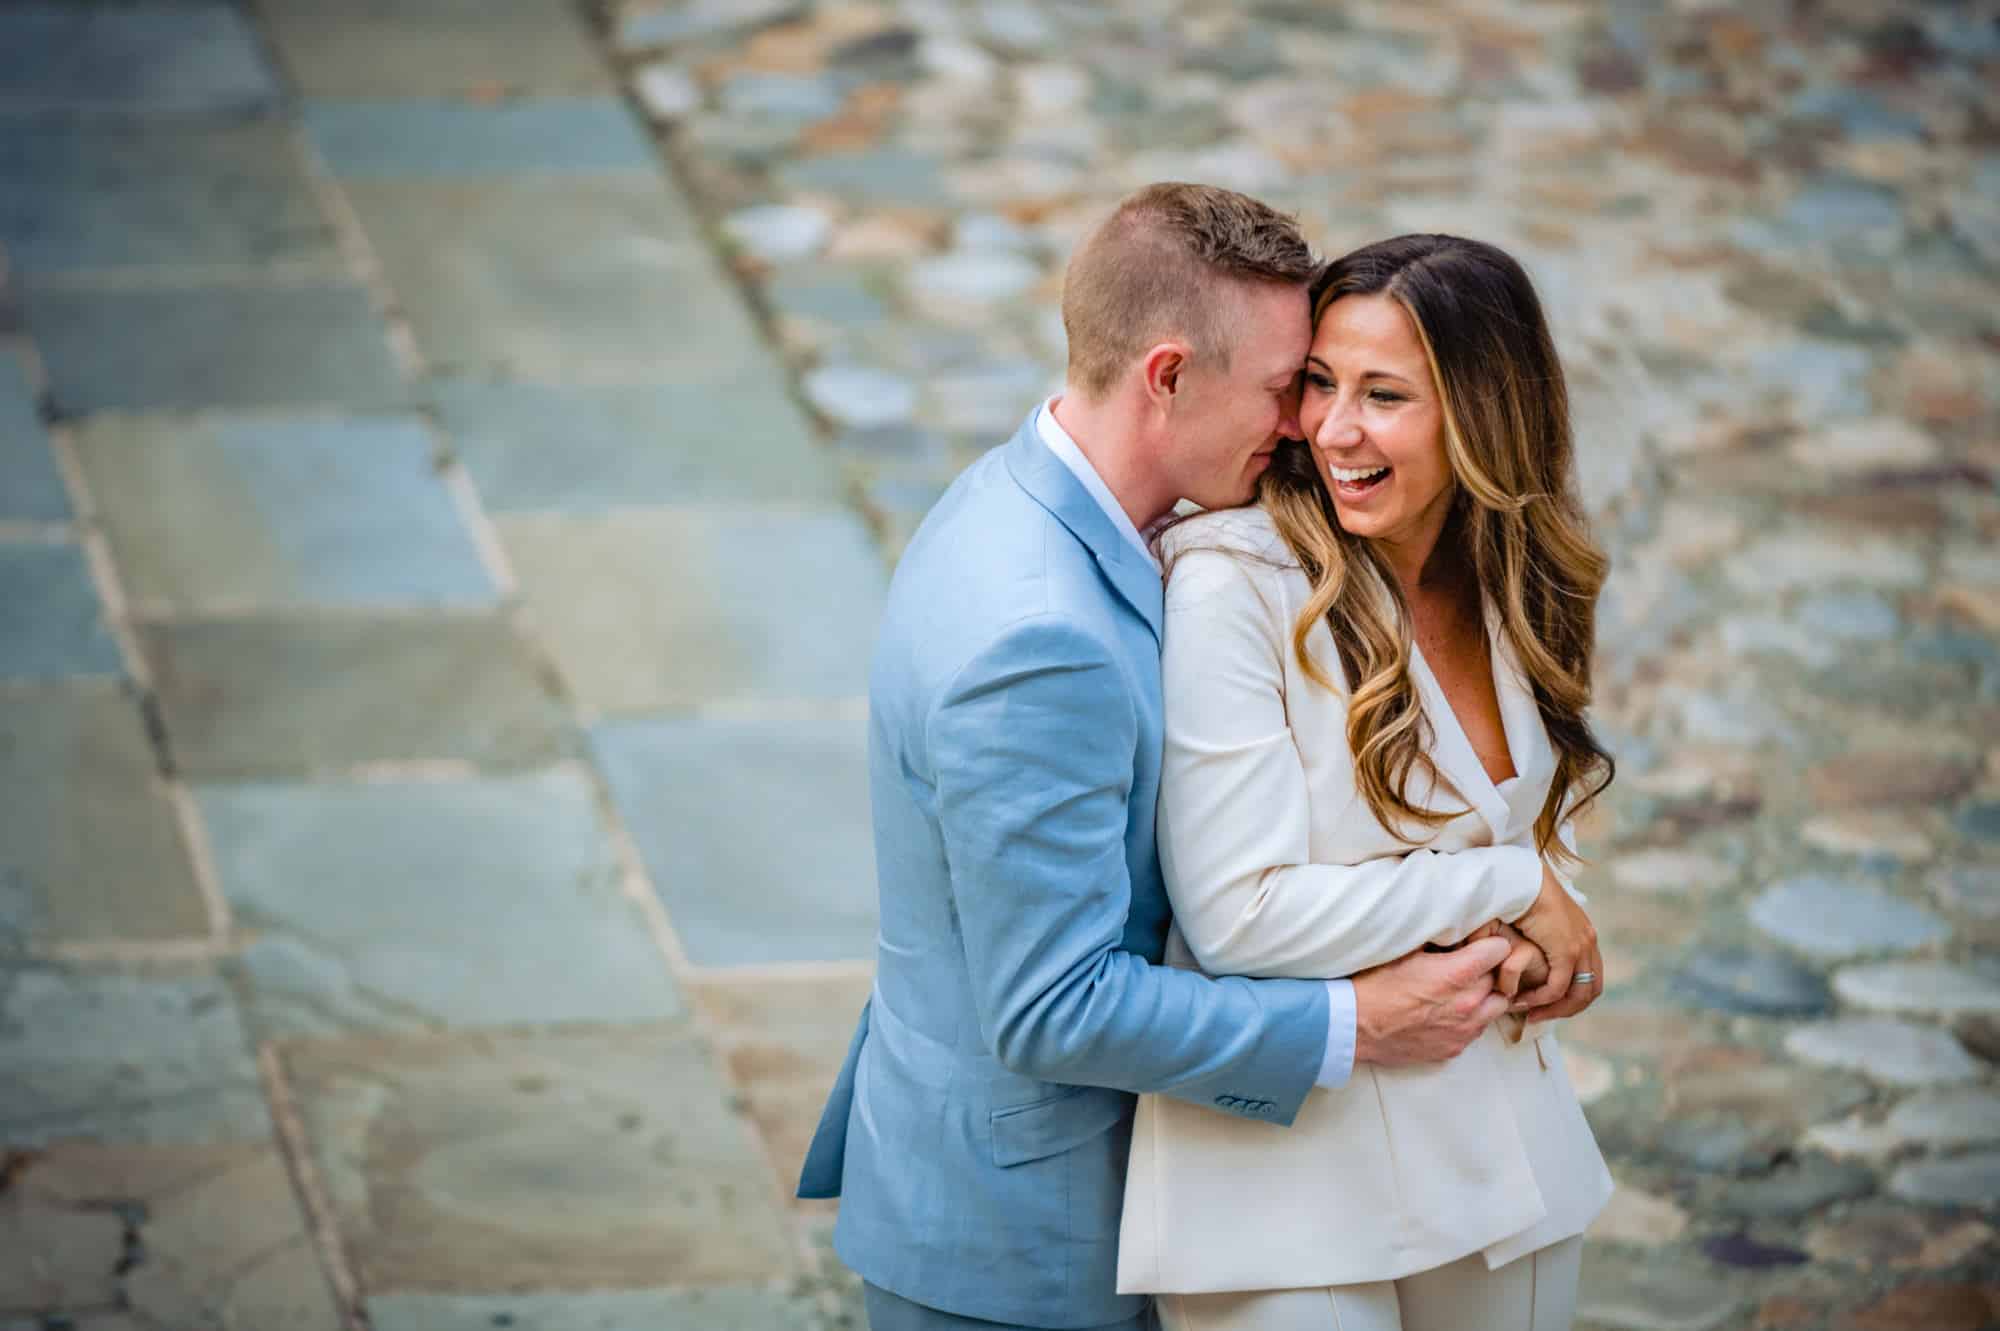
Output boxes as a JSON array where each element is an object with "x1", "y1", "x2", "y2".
[{"x1": 1141, "y1": 342, "x2": 1189, "y2": 405}]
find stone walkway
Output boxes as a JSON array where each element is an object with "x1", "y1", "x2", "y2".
[{"x1": 1, "y1": 2, "x2": 1996, "y2": 1329}]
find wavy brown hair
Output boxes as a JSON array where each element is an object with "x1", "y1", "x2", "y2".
[{"x1": 1263, "y1": 234, "x2": 1613, "y2": 863}]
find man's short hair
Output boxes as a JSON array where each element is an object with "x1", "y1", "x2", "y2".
[{"x1": 1061, "y1": 182, "x2": 1316, "y2": 398}]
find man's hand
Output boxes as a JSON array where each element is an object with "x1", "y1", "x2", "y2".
[
  {"x1": 1463, "y1": 919, "x2": 1550, "y2": 999},
  {"x1": 1351, "y1": 936, "x2": 1513, "y2": 1066},
  {"x1": 1509, "y1": 862, "x2": 1604, "y2": 1022}
]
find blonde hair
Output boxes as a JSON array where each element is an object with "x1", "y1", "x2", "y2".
[
  {"x1": 1263, "y1": 235, "x2": 1613, "y2": 863},
  {"x1": 1061, "y1": 182, "x2": 1316, "y2": 398}
]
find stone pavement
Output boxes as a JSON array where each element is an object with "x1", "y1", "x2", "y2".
[{"x1": 0, "y1": 1, "x2": 1995, "y2": 1329}]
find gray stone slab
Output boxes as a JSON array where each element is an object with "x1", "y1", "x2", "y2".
[
  {"x1": 1784, "y1": 1017, "x2": 1983, "y2": 1087},
  {"x1": 198, "y1": 771, "x2": 682, "y2": 1037},
  {"x1": 280, "y1": 1027, "x2": 796, "y2": 1290},
  {"x1": 1833, "y1": 961, "x2": 2000, "y2": 1017},
  {"x1": 138, "y1": 616, "x2": 571, "y2": 777},
  {"x1": 0, "y1": 965, "x2": 271, "y2": 1146},
  {"x1": 259, "y1": 0, "x2": 611, "y2": 97},
  {"x1": 0, "y1": 116, "x2": 341, "y2": 274},
  {"x1": 339, "y1": 177, "x2": 753, "y2": 380},
  {"x1": 1809, "y1": 1089, "x2": 2000, "y2": 1158},
  {"x1": 1671, "y1": 947, "x2": 1832, "y2": 1018},
  {"x1": 368, "y1": 1289, "x2": 821, "y2": 1331},
  {"x1": 0, "y1": 1202, "x2": 123, "y2": 1310},
  {"x1": 592, "y1": 715, "x2": 877, "y2": 966},
  {"x1": 0, "y1": 544, "x2": 121, "y2": 678},
  {"x1": 24, "y1": 281, "x2": 405, "y2": 413},
  {"x1": 432, "y1": 374, "x2": 838, "y2": 512},
  {"x1": 777, "y1": 148, "x2": 953, "y2": 205},
  {"x1": 1889, "y1": 1149, "x2": 2000, "y2": 1209},
  {"x1": 304, "y1": 98, "x2": 655, "y2": 178},
  {"x1": 1748, "y1": 875, "x2": 1951, "y2": 960},
  {"x1": 74, "y1": 414, "x2": 494, "y2": 610},
  {"x1": 0, "y1": 687, "x2": 207, "y2": 951},
  {"x1": 0, "y1": 3, "x2": 278, "y2": 113},
  {"x1": 498, "y1": 507, "x2": 882, "y2": 710},
  {"x1": 0, "y1": 346, "x2": 68, "y2": 520}
]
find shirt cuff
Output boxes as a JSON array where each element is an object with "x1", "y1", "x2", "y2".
[{"x1": 1315, "y1": 978, "x2": 1358, "y2": 1087}]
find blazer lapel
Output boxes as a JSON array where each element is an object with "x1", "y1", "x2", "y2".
[
  {"x1": 1002, "y1": 416, "x2": 1165, "y2": 644},
  {"x1": 1407, "y1": 644, "x2": 1509, "y2": 840}
]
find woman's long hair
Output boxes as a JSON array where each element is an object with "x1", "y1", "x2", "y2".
[{"x1": 1263, "y1": 234, "x2": 1613, "y2": 862}]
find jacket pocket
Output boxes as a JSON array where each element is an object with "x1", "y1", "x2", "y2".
[{"x1": 990, "y1": 1085, "x2": 1129, "y2": 1168}]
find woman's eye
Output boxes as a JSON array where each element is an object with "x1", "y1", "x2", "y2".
[
  {"x1": 1304, "y1": 374, "x2": 1333, "y2": 392},
  {"x1": 1369, "y1": 389, "x2": 1404, "y2": 404}
]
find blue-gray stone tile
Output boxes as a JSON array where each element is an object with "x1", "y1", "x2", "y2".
[
  {"x1": 259, "y1": 0, "x2": 611, "y2": 98},
  {"x1": 0, "y1": 544, "x2": 121, "y2": 679},
  {"x1": 776, "y1": 148, "x2": 952, "y2": 205},
  {"x1": 432, "y1": 374, "x2": 839, "y2": 511},
  {"x1": 593, "y1": 715, "x2": 877, "y2": 966},
  {"x1": 303, "y1": 98, "x2": 655, "y2": 178},
  {"x1": 199, "y1": 771, "x2": 682, "y2": 1037},
  {"x1": 496, "y1": 508, "x2": 883, "y2": 710},
  {"x1": 368, "y1": 1288, "x2": 820, "y2": 1331},
  {"x1": 0, "y1": 116, "x2": 341, "y2": 274},
  {"x1": 0, "y1": 686, "x2": 208, "y2": 952},
  {"x1": 74, "y1": 414, "x2": 494, "y2": 610},
  {"x1": 279, "y1": 1027, "x2": 794, "y2": 1288},
  {"x1": 137, "y1": 616, "x2": 571, "y2": 777},
  {"x1": 0, "y1": 346, "x2": 68, "y2": 520},
  {"x1": 1749, "y1": 875, "x2": 1951, "y2": 960},
  {"x1": 0, "y1": 3, "x2": 278, "y2": 114},
  {"x1": 339, "y1": 178, "x2": 744, "y2": 379},
  {"x1": 25, "y1": 282, "x2": 405, "y2": 414},
  {"x1": 0, "y1": 964, "x2": 271, "y2": 1145}
]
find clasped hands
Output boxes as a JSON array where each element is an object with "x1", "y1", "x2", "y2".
[{"x1": 1350, "y1": 861, "x2": 1603, "y2": 1068}]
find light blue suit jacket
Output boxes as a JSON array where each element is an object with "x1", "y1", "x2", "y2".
[{"x1": 799, "y1": 416, "x2": 1330, "y2": 1328}]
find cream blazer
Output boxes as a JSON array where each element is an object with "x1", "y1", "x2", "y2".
[{"x1": 1118, "y1": 507, "x2": 1613, "y2": 1295}]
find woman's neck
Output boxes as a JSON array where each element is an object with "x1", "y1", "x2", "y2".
[{"x1": 1374, "y1": 506, "x2": 1464, "y2": 602}]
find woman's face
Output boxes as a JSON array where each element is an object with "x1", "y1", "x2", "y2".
[{"x1": 1299, "y1": 293, "x2": 1456, "y2": 556}]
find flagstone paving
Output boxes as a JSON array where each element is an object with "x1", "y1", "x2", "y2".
[{"x1": 1, "y1": 0, "x2": 1995, "y2": 1328}]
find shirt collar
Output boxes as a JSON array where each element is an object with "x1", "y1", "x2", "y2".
[{"x1": 1034, "y1": 397, "x2": 1162, "y2": 574}]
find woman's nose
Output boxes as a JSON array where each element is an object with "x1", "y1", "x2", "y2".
[{"x1": 1314, "y1": 396, "x2": 1360, "y2": 450}]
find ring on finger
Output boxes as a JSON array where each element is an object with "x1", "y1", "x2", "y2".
[{"x1": 1572, "y1": 971, "x2": 1598, "y2": 986}]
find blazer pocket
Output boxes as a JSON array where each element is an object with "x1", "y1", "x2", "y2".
[{"x1": 990, "y1": 1086, "x2": 1128, "y2": 1168}]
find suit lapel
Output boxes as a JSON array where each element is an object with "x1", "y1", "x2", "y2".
[
  {"x1": 1002, "y1": 417, "x2": 1165, "y2": 644},
  {"x1": 1409, "y1": 606, "x2": 1556, "y2": 844}
]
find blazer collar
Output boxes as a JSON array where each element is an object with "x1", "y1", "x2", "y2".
[
  {"x1": 1409, "y1": 606, "x2": 1556, "y2": 844},
  {"x1": 1003, "y1": 415, "x2": 1165, "y2": 643}
]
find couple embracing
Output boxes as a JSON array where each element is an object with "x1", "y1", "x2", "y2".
[{"x1": 800, "y1": 183, "x2": 1617, "y2": 1331}]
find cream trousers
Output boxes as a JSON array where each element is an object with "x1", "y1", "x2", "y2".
[{"x1": 1154, "y1": 1237, "x2": 1583, "y2": 1331}]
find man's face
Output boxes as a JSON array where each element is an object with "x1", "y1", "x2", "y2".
[{"x1": 1165, "y1": 281, "x2": 1310, "y2": 511}]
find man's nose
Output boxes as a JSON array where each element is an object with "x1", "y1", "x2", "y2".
[{"x1": 1278, "y1": 379, "x2": 1303, "y2": 438}]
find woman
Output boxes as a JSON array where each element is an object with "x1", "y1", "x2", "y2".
[{"x1": 1119, "y1": 235, "x2": 1617, "y2": 1331}]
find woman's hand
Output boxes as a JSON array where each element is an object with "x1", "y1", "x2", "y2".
[
  {"x1": 1507, "y1": 861, "x2": 1604, "y2": 1022},
  {"x1": 1459, "y1": 919, "x2": 1549, "y2": 1000}
]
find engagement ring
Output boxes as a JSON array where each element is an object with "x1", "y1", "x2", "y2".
[{"x1": 1572, "y1": 971, "x2": 1597, "y2": 986}]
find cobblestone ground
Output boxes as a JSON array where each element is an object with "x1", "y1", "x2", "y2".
[{"x1": 1, "y1": 2, "x2": 1995, "y2": 1329}]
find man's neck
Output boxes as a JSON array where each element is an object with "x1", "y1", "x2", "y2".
[{"x1": 1049, "y1": 390, "x2": 1176, "y2": 531}]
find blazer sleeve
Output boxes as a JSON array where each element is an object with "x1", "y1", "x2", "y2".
[
  {"x1": 930, "y1": 612, "x2": 1330, "y2": 1127},
  {"x1": 1156, "y1": 548, "x2": 1546, "y2": 981}
]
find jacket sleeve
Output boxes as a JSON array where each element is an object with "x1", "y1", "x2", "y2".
[
  {"x1": 1156, "y1": 548, "x2": 1546, "y2": 981},
  {"x1": 930, "y1": 612, "x2": 1330, "y2": 1126}
]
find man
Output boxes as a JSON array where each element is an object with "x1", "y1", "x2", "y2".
[{"x1": 799, "y1": 184, "x2": 1534, "y2": 1329}]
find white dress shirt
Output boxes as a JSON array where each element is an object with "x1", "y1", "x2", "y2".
[{"x1": 1036, "y1": 398, "x2": 1357, "y2": 1089}]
